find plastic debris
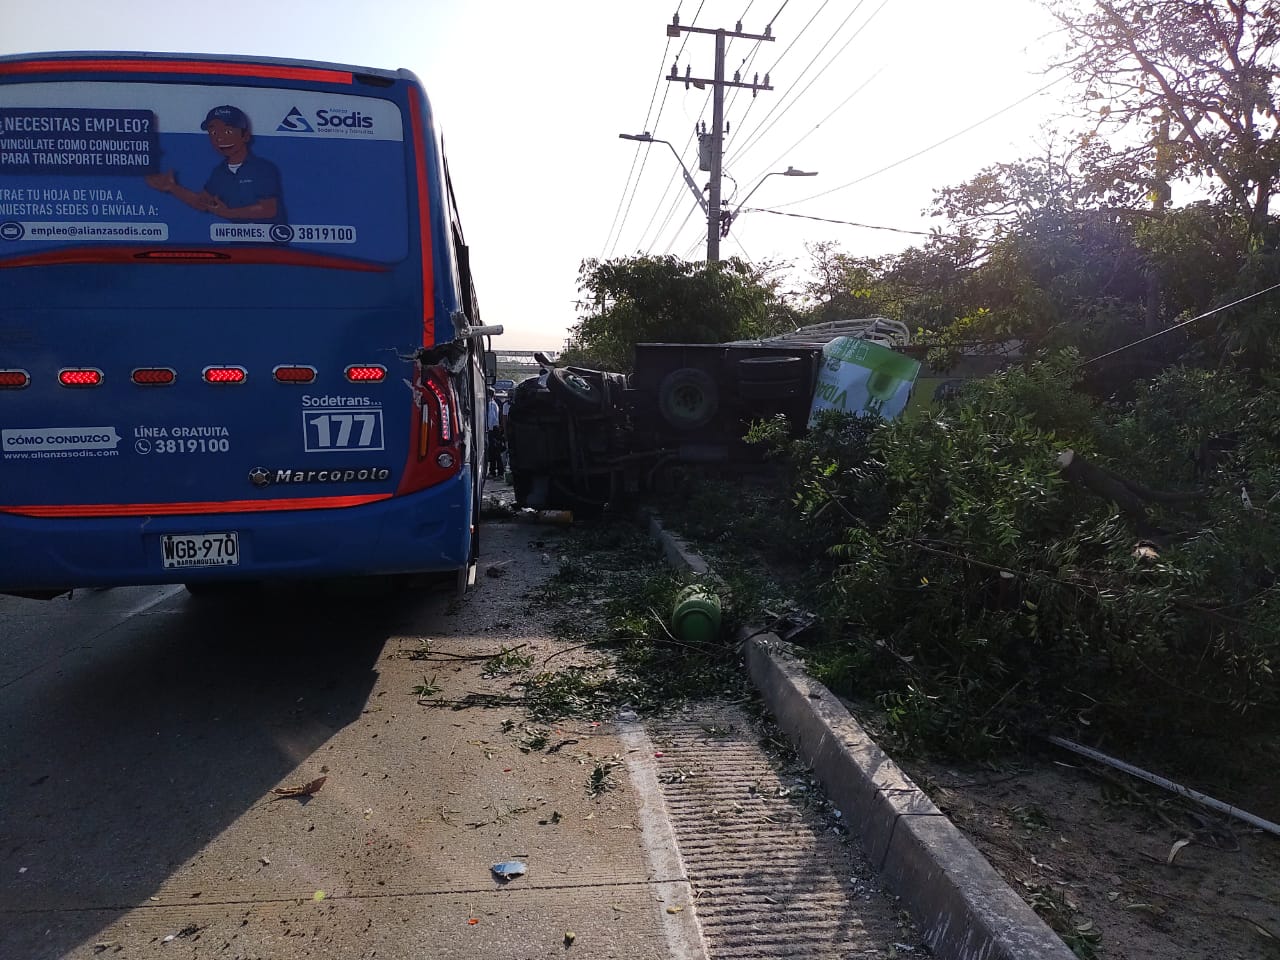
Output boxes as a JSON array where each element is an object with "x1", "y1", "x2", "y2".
[
  {"x1": 564, "y1": 931, "x2": 576, "y2": 946},
  {"x1": 313, "y1": 890, "x2": 326, "y2": 901},
  {"x1": 491, "y1": 860, "x2": 527, "y2": 880}
]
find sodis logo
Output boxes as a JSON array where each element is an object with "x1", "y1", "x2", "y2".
[
  {"x1": 276, "y1": 106, "x2": 314, "y2": 133},
  {"x1": 316, "y1": 109, "x2": 374, "y2": 130}
]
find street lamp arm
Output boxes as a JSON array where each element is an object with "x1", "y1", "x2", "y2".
[
  {"x1": 724, "y1": 166, "x2": 818, "y2": 231},
  {"x1": 618, "y1": 133, "x2": 708, "y2": 215},
  {"x1": 731, "y1": 172, "x2": 781, "y2": 219}
]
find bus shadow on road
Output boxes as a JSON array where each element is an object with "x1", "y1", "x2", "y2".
[{"x1": 0, "y1": 584, "x2": 440, "y2": 959}]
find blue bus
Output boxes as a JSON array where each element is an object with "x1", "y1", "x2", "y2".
[{"x1": 0, "y1": 51, "x2": 500, "y2": 598}]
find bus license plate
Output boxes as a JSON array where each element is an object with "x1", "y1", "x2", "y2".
[{"x1": 161, "y1": 532, "x2": 239, "y2": 569}]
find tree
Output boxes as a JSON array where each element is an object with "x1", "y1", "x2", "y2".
[
  {"x1": 798, "y1": 238, "x2": 977, "y2": 334},
  {"x1": 800, "y1": 241, "x2": 892, "y2": 324},
  {"x1": 1045, "y1": 0, "x2": 1280, "y2": 238},
  {"x1": 563, "y1": 255, "x2": 779, "y2": 372}
]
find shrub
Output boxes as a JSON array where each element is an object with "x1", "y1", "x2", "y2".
[{"x1": 767, "y1": 355, "x2": 1280, "y2": 761}]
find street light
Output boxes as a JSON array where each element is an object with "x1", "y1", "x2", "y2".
[
  {"x1": 722, "y1": 166, "x2": 817, "y2": 236},
  {"x1": 618, "y1": 132, "x2": 708, "y2": 215}
]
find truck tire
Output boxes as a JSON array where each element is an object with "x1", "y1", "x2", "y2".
[
  {"x1": 657, "y1": 367, "x2": 719, "y2": 430},
  {"x1": 547, "y1": 366, "x2": 602, "y2": 413}
]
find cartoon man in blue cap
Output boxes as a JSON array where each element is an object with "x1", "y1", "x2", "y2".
[{"x1": 146, "y1": 105, "x2": 286, "y2": 222}]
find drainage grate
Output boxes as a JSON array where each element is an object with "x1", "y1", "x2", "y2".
[{"x1": 650, "y1": 704, "x2": 921, "y2": 959}]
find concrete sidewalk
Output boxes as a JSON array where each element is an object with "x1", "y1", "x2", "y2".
[{"x1": 643, "y1": 508, "x2": 1077, "y2": 960}]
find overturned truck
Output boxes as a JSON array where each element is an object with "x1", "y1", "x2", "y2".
[{"x1": 505, "y1": 319, "x2": 920, "y2": 513}]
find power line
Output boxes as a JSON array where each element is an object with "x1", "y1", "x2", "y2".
[
  {"x1": 663, "y1": 201, "x2": 702, "y2": 255},
  {"x1": 728, "y1": 231, "x2": 756, "y2": 264},
  {"x1": 722, "y1": 38, "x2": 767, "y2": 121},
  {"x1": 730, "y1": 0, "x2": 882, "y2": 167},
  {"x1": 630, "y1": 10, "x2": 717, "y2": 253},
  {"x1": 723, "y1": 0, "x2": 832, "y2": 156},
  {"x1": 740, "y1": 65, "x2": 883, "y2": 188},
  {"x1": 648, "y1": 185, "x2": 698, "y2": 252},
  {"x1": 742, "y1": 207, "x2": 938, "y2": 236},
  {"x1": 1079, "y1": 282, "x2": 1280, "y2": 367},
  {"x1": 770, "y1": 73, "x2": 1070, "y2": 208},
  {"x1": 679, "y1": 231, "x2": 705, "y2": 260},
  {"x1": 641, "y1": 136, "x2": 704, "y2": 251},
  {"x1": 602, "y1": 33, "x2": 676, "y2": 258},
  {"x1": 607, "y1": 0, "x2": 707, "y2": 257}
]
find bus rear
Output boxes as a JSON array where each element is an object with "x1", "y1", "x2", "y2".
[{"x1": 0, "y1": 52, "x2": 492, "y2": 597}]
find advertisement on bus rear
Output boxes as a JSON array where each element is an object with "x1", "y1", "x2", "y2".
[{"x1": 0, "y1": 82, "x2": 408, "y2": 261}]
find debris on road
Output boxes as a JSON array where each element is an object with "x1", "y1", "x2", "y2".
[
  {"x1": 491, "y1": 859, "x2": 527, "y2": 880},
  {"x1": 271, "y1": 775, "x2": 327, "y2": 799},
  {"x1": 161, "y1": 924, "x2": 202, "y2": 944}
]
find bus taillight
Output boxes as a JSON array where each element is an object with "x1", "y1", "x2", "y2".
[
  {"x1": 132, "y1": 367, "x2": 177, "y2": 385},
  {"x1": 0, "y1": 369, "x2": 30, "y2": 389},
  {"x1": 58, "y1": 368, "x2": 103, "y2": 387},
  {"x1": 345, "y1": 364, "x2": 386, "y2": 383},
  {"x1": 400, "y1": 363, "x2": 463, "y2": 495},
  {"x1": 423, "y1": 374, "x2": 453, "y2": 443},
  {"x1": 274, "y1": 365, "x2": 317, "y2": 384},
  {"x1": 203, "y1": 366, "x2": 247, "y2": 384}
]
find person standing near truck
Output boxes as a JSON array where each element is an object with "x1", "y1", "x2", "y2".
[{"x1": 486, "y1": 388, "x2": 505, "y2": 478}]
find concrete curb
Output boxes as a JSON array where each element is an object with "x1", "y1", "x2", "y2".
[{"x1": 641, "y1": 509, "x2": 1075, "y2": 960}]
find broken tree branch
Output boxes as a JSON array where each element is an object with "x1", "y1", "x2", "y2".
[{"x1": 1056, "y1": 449, "x2": 1207, "y2": 529}]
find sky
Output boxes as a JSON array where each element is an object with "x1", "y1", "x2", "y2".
[{"x1": 2, "y1": 0, "x2": 1069, "y2": 349}]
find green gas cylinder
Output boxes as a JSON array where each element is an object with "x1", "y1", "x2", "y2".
[{"x1": 671, "y1": 583, "x2": 722, "y2": 645}]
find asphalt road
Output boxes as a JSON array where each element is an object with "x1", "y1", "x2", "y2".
[{"x1": 0, "y1": 523, "x2": 703, "y2": 960}]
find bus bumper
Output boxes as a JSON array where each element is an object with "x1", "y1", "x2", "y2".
[{"x1": 0, "y1": 476, "x2": 475, "y2": 595}]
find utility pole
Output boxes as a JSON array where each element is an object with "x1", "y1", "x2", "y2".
[{"x1": 665, "y1": 14, "x2": 774, "y2": 262}]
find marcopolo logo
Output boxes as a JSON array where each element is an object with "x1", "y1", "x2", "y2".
[
  {"x1": 2, "y1": 426, "x2": 121, "y2": 451},
  {"x1": 249, "y1": 466, "x2": 391, "y2": 487},
  {"x1": 276, "y1": 106, "x2": 314, "y2": 133}
]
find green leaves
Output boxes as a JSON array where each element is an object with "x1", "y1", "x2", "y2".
[
  {"x1": 777, "y1": 357, "x2": 1280, "y2": 760},
  {"x1": 563, "y1": 254, "x2": 783, "y2": 373}
]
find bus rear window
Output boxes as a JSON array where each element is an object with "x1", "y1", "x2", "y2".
[{"x1": 0, "y1": 80, "x2": 408, "y2": 263}]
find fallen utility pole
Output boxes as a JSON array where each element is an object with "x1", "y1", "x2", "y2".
[
  {"x1": 665, "y1": 14, "x2": 774, "y2": 263},
  {"x1": 1047, "y1": 735, "x2": 1280, "y2": 838}
]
